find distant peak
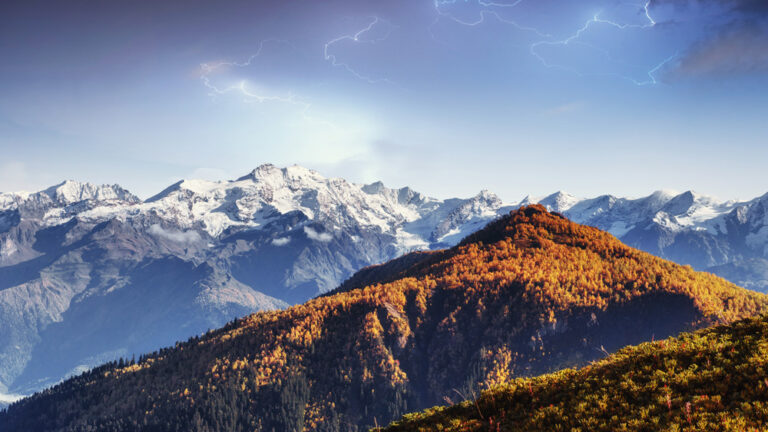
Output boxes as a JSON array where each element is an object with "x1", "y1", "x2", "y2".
[
  {"x1": 539, "y1": 190, "x2": 580, "y2": 212},
  {"x1": 237, "y1": 164, "x2": 321, "y2": 182},
  {"x1": 659, "y1": 190, "x2": 718, "y2": 215},
  {"x1": 518, "y1": 194, "x2": 540, "y2": 206},
  {"x1": 472, "y1": 189, "x2": 502, "y2": 204},
  {"x1": 684, "y1": 190, "x2": 714, "y2": 202},
  {"x1": 673, "y1": 190, "x2": 705, "y2": 202},
  {"x1": 650, "y1": 189, "x2": 679, "y2": 199},
  {"x1": 41, "y1": 181, "x2": 139, "y2": 205},
  {"x1": 285, "y1": 164, "x2": 324, "y2": 180},
  {"x1": 361, "y1": 181, "x2": 387, "y2": 195},
  {"x1": 548, "y1": 190, "x2": 575, "y2": 199},
  {"x1": 237, "y1": 164, "x2": 279, "y2": 181},
  {"x1": 145, "y1": 180, "x2": 185, "y2": 203}
]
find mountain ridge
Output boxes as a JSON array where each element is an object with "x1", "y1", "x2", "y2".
[
  {"x1": 1, "y1": 205, "x2": 765, "y2": 431},
  {"x1": 1, "y1": 165, "x2": 768, "y2": 402},
  {"x1": 0, "y1": 165, "x2": 512, "y2": 399}
]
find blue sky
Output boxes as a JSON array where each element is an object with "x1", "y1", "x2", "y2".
[{"x1": 0, "y1": 0, "x2": 766, "y2": 201}]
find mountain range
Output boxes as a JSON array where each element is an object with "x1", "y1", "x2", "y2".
[
  {"x1": 0, "y1": 164, "x2": 508, "y2": 401},
  {"x1": 526, "y1": 189, "x2": 768, "y2": 292},
  {"x1": 0, "y1": 164, "x2": 766, "y2": 403},
  {"x1": 1, "y1": 205, "x2": 764, "y2": 431}
]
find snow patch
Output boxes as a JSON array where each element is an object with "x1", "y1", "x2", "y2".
[
  {"x1": 304, "y1": 226, "x2": 333, "y2": 242},
  {"x1": 272, "y1": 237, "x2": 291, "y2": 246},
  {"x1": 394, "y1": 229, "x2": 430, "y2": 253},
  {"x1": 437, "y1": 227, "x2": 462, "y2": 243},
  {"x1": 1, "y1": 239, "x2": 17, "y2": 258},
  {"x1": 147, "y1": 224, "x2": 202, "y2": 244}
]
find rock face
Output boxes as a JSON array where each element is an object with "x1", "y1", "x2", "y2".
[
  {"x1": 0, "y1": 165, "x2": 511, "y2": 396},
  {"x1": 0, "y1": 165, "x2": 767, "y2": 400}
]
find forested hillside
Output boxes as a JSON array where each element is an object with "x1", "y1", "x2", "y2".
[
  {"x1": 1, "y1": 205, "x2": 765, "y2": 432},
  {"x1": 386, "y1": 313, "x2": 768, "y2": 431}
]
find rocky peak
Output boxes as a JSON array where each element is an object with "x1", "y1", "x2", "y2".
[
  {"x1": 40, "y1": 181, "x2": 139, "y2": 206},
  {"x1": 361, "y1": 181, "x2": 387, "y2": 195},
  {"x1": 538, "y1": 191, "x2": 580, "y2": 212}
]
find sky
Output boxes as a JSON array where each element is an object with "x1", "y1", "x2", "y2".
[{"x1": 0, "y1": 0, "x2": 766, "y2": 202}]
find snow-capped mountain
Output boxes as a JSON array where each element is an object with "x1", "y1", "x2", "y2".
[
  {"x1": 528, "y1": 190, "x2": 768, "y2": 291},
  {"x1": 0, "y1": 165, "x2": 510, "y2": 398},
  {"x1": 1, "y1": 165, "x2": 766, "y2": 403}
]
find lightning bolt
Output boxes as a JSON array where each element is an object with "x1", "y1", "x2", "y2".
[
  {"x1": 201, "y1": 0, "x2": 676, "y2": 117},
  {"x1": 431, "y1": 0, "x2": 550, "y2": 40},
  {"x1": 199, "y1": 39, "x2": 341, "y2": 128},
  {"x1": 593, "y1": 0, "x2": 657, "y2": 30},
  {"x1": 433, "y1": 0, "x2": 676, "y2": 85},
  {"x1": 323, "y1": 17, "x2": 396, "y2": 85},
  {"x1": 199, "y1": 18, "x2": 401, "y2": 131},
  {"x1": 435, "y1": 0, "x2": 525, "y2": 10},
  {"x1": 641, "y1": 53, "x2": 678, "y2": 85},
  {"x1": 200, "y1": 39, "x2": 307, "y2": 106},
  {"x1": 529, "y1": 1, "x2": 676, "y2": 85}
]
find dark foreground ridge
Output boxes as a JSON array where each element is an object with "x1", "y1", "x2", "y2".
[{"x1": 1, "y1": 205, "x2": 766, "y2": 431}]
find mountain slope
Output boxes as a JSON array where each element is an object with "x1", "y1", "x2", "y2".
[
  {"x1": 1, "y1": 205, "x2": 765, "y2": 432},
  {"x1": 0, "y1": 165, "x2": 506, "y2": 398},
  {"x1": 2, "y1": 166, "x2": 768, "y2": 405},
  {"x1": 529, "y1": 190, "x2": 768, "y2": 292},
  {"x1": 385, "y1": 313, "x2": 768, "y2": 431}
]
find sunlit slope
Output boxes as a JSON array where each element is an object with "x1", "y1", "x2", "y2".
[
  {"x1": 386, "y1": 314, "x2": 768, "y2": 432},
  {"x1": 1, "y1": 205, "x2": 765, "y2": 432}
]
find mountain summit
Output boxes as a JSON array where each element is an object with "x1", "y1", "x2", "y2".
[{"x1": 2, "y1": 205, "x2": 764, "y2": 431}]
